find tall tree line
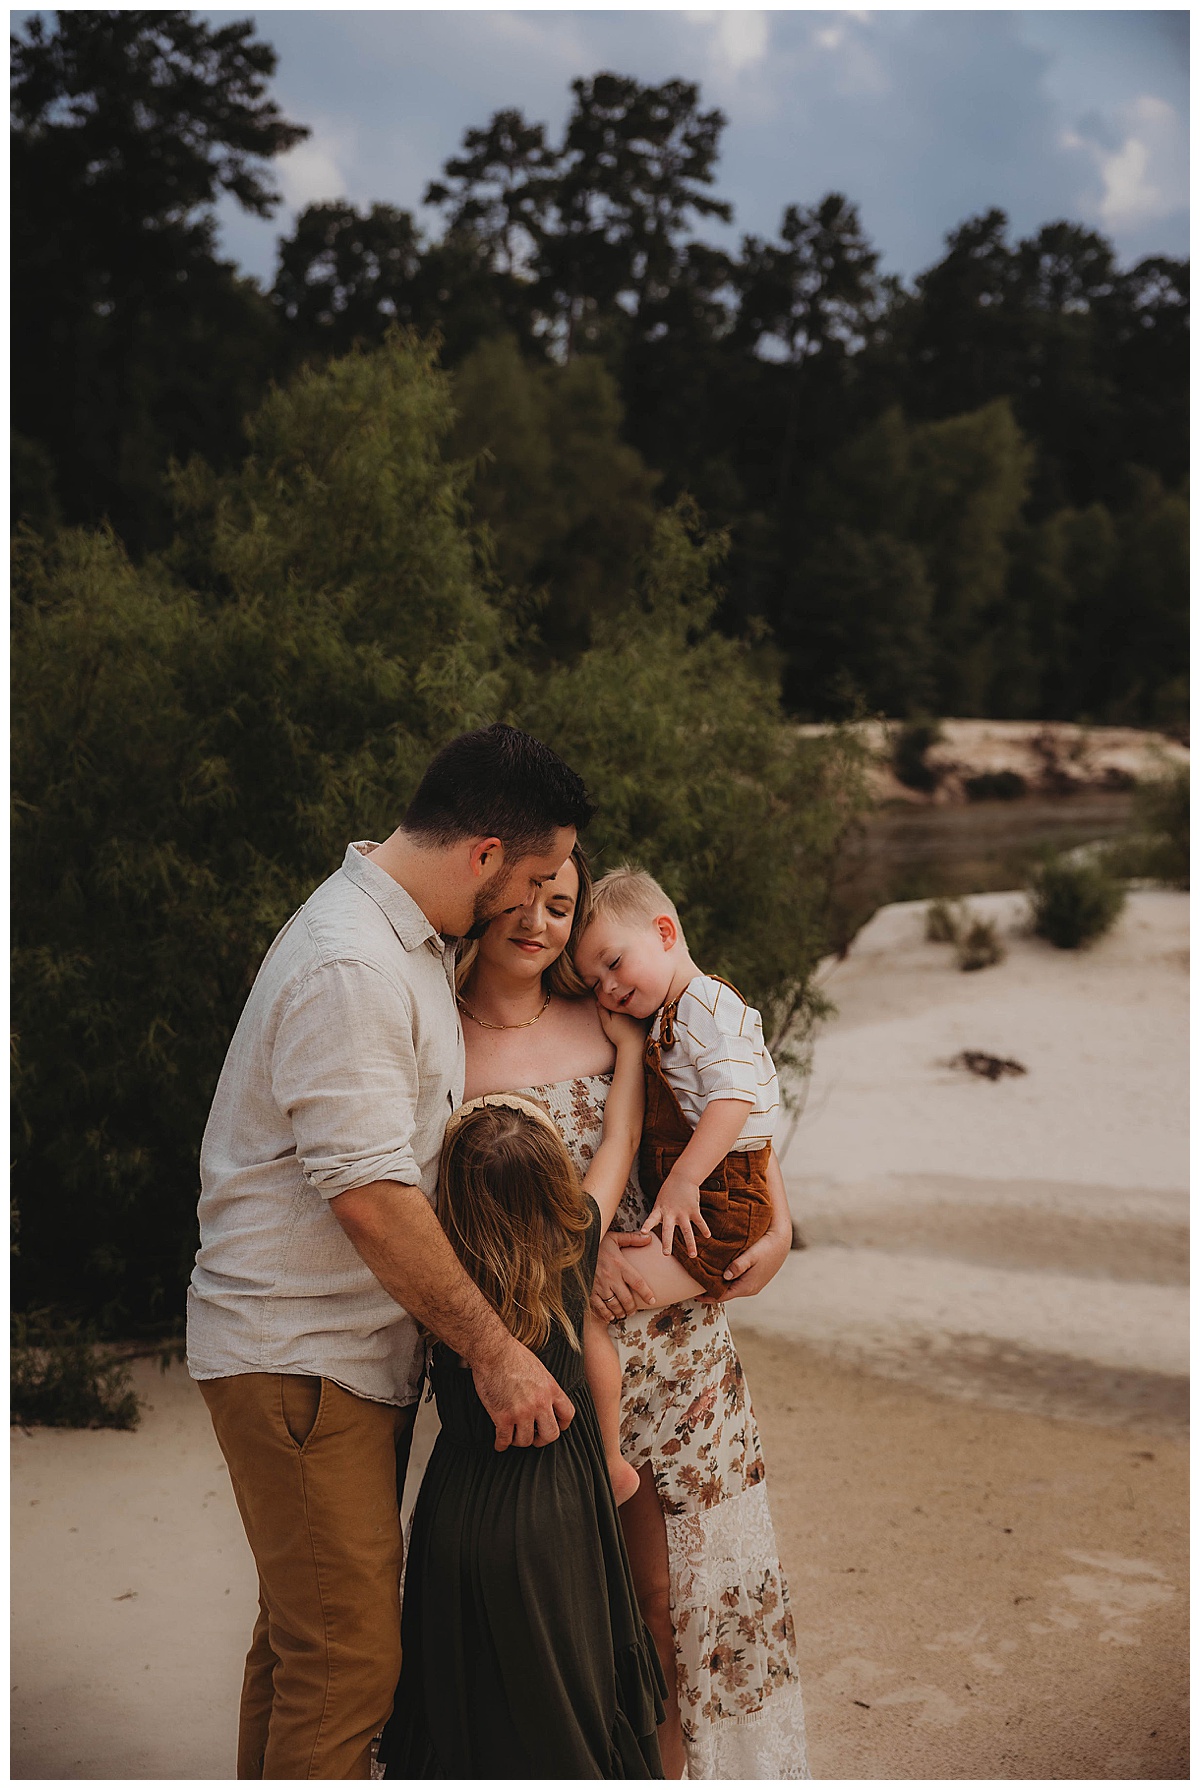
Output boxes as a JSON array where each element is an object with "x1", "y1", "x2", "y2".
[{"x1": 12, "y1": 11, "x2": 1188, "y2": 728}]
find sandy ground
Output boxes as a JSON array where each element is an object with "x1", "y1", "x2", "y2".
[
  {"x1": 764, "y1": 889, "x2": 1189, "y2": 1436},
  {"x1": 11, "y1": 891, "x2": 1188, "y2": 1780},
  {"x1": 11, "y1": 1350, "x2": 1187, "y2": 1782}
]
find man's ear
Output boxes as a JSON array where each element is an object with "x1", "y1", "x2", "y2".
[
  {"x1": 654, "y1": 912, "x2": 678, "y2": 950},
  {"x1": 468, "y1": 837, "x2": 504, "y2": 881}
]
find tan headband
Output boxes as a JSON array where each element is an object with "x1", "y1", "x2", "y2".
[{"x1": 442, "y1": 1092, "x2": 560, "y2": 1149}]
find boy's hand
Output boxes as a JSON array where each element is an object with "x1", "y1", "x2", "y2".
[
  {"x1": 641, "y1": 1168, "x2": 710, "y2": 1261},
  {"x1": 596, "y1": 1005, "x2": 647, "y2": 1052}
]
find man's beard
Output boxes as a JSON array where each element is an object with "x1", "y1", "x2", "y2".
[{"x1": 463, "y1": 871, "x2": 520, "y2": 940}]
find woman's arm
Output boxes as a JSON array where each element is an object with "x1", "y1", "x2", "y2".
[{"x1": 580, "y1": 1008, "x2": 646, "y2": 1231}]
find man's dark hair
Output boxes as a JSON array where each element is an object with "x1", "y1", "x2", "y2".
[{"x1": 403, "y1": 724, "x2": 595, "y2": 857}]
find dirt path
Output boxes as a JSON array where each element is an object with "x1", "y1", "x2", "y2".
[{"x1": 740, "y1": 1332, "x2": 1188, "y2": 1781}]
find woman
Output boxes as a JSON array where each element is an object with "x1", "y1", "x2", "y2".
[{"x1": 457, "y1": 846, "x2": 811, "y2": 1780}]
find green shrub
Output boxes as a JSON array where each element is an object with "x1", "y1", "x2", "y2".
[
  {"x1": 964, "y1": 769, "x2": 1026, "y2": 801},
  {"x1": 11, "y1": 1312, "x2": 141, "y2": 1429},
  {"x1": 925, "y1": 897, "x2": 963, "y2": 942},
  {"x1": 1132, "y1": 766, "x2": 1189, "y2": 888},
  {"x1": 955, "y1": 912, "x2": 1006, "y2": 971},
  {"x1": 12, "y1": 334, "x2": 872, "y2": 1328},
  {"x1": 893, "y1": 717, "x2": 942, "y2": 792},
  {"x1": 513, "y1": 499, "x2": 872, "y2": 1051},
  {"x1": 1100, "y1": 766, "x2": 1188, "y2": 888},
  {"x1": 1028, "y1": 855, "x2": 1127, "y2": 949}
]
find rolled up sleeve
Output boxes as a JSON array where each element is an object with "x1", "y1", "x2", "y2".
[{"x1": 272, "y1": 958, "x2": 423, "y2": 1196}]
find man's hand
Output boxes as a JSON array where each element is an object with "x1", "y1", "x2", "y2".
[
  {"x1": 470, "y1": 1335, "x2": 576, "y2": 1451},
  {"x1": 698, "y1": 1224, "x2": 791, "y2": 1303},
  {"x1": 330, "y1": 1179, "x2": 576, "y2": 1450},
  {"x1": 590, "y1": 1231, "x2": 656, "y2": 1320},
  {"x1": 641, "y1": 1168, "x2": 709, "y2": 1261}
]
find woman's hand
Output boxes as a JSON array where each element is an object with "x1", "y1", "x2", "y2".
[
  {"x1": 699, "y1": 1222, "x2": 791, "y2": 1303},
  {"x1": 595, "y1": 1004, "x2": 647, "y2": 1054},
  {"x1": 589, "y1": 1231, "x2": 657, "y2": 1320}
]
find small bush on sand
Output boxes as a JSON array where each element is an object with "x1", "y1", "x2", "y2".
[
  {"x1": 1137, "y1": 767, "x2": 1189, "y2": 887},
  {"x1": 1028, "y1": 855, "x2": 1126, "y2": 950},
  {"x1": 955, "y1": 913, "x2": 1006, "y2": 971},
  {"x1": 11, "y1": 1312, "x2": 142, "y2": 1430},
  {"x1": 925, "y1": 897, "x2": 963, "y2": 943},
  {"x1": 1124, "y1": 767, "x2": 1188, "y2": 888},
  {"x1": 964, "y1": 769, "x2": 1026, "y2": 802},
  {"x1": 893, "y1": 717, "x2": 943, "y2": 792}
]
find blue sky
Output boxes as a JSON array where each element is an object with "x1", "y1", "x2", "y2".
[{"x1": 26, "y1": 9, "x2": 1193, "y2": 283}]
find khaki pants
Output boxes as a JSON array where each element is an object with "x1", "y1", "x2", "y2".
[{"x1": 199, "y1": 1373, "x2": 417, "y2": 1779}]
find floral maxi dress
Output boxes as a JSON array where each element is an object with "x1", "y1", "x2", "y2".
[{"x1": 523, "y1": 1074, "x2": 811, "y2": 1781}]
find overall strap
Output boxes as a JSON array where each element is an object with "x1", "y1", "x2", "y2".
[
  {"x1": 642, "y1": 1001, "x2": 692, "y2": 1146},
  {"x1": 656, "y1": 994, "x2": 681, "y2": 1050},
  {"x1": 706, "y1": 972, "x2": 747, "y2": 1005}
]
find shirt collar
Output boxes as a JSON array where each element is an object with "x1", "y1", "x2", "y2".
[{"x1": 339, "y1": 842, "x2": 443, "y2": 953}]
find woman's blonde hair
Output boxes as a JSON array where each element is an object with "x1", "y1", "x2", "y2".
[
  {"x1": 437, "y1": 1104, "x2": 592, "y2": 1351},
  {"x1": 456, "y1": 840, "x2": 595, "y2": 999}
]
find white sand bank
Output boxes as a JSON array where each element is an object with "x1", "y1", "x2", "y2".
[
  {"x1": 799, "y1": 718, "x2": 1189, "y2": 805},
  {"x1": 750, "y1": 890, "x2": 1189, "y2": 1431},
  {"x1": 12, "y1": 1359, "x2": 248, "y2": 1779}
]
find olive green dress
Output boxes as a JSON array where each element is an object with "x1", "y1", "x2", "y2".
[{"x1": 378, "y1": 1199, "x2": 666, "y2": 1780}]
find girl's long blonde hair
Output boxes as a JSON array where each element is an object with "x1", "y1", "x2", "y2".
[
  {"x1": 437, "y1": 1104, "x2": 592, "y2": 1351},
  {"x1": 455, "y1": 841, "x2": 595, "y2": 998}
]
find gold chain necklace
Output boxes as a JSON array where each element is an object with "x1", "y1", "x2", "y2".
[{"x1": 457, "y1": 990, "x2": 552, "y2": 1031}]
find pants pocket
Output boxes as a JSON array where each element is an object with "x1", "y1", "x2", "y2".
[{"x1": 280, "y1": 1374, "x2": 324, "y2": 1450}]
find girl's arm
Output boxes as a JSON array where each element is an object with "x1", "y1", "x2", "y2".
[{"x1": 580, "y1": 1008, "x2": 646, "y2": 1232}]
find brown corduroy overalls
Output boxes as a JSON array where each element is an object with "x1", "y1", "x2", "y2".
[{"x1": 638, "y1": 987, "x2": 774, "y2": 1297}]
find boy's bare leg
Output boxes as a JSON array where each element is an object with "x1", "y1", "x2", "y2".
[
  {"x1": 583, "y1": 1310, "x2": 641, "y2": 1505},
  {"x1": 636, "y1": 1247, "x2": 707, "y2": 1306}
]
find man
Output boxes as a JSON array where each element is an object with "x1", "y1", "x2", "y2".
[{"x1": 187, "y1": 723, "x2": 595, "y2": 1778}]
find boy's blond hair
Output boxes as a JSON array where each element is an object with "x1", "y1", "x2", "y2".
[{"x1": 588, "y1": 864, "x2": 682, "y2": 932}]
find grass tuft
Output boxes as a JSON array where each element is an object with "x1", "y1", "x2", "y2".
[
  {"x1": 11, "y1": 1310, "x2": 142, "y2": 1430},
  {"x1": 1028, "y1": 855, "x2": 1126, "y2": 950}
]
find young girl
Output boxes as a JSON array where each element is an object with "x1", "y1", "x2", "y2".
[{"x1": 377, "y1": 1019, "x2": 670, "y2": 1779}]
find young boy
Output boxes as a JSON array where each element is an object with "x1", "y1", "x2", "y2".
[{"x1": 574, "y1": 864, "x2": 779, "y2": 1496}]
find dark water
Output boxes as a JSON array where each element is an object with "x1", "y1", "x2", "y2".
[{"x1": 831, "y1": 791, "x2": 1136, "y2": 945}]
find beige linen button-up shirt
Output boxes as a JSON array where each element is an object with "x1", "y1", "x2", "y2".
[{"x1": 186, "y1": 842, "x2": 465, "y2": 1406}]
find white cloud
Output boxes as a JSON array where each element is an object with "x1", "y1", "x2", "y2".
[
  {"x1": 685, "y1": 10, "x2": 770, "y2": 77},
  {"x1": 1063, "y1": 93, "x2": 1186, "y2": 230},
  {"x1": 808, "y1": 13, "x2": 890, "y2": 98},
  {"x1": 714, "y1": 11, "x2": 769, "y2": 73},
  {"x1": 1098, "y1": 133, "x2": 1158, "y2": 226},
  {"x1": 275, "y1": 123, "x2": 356, "y2": 211}
]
